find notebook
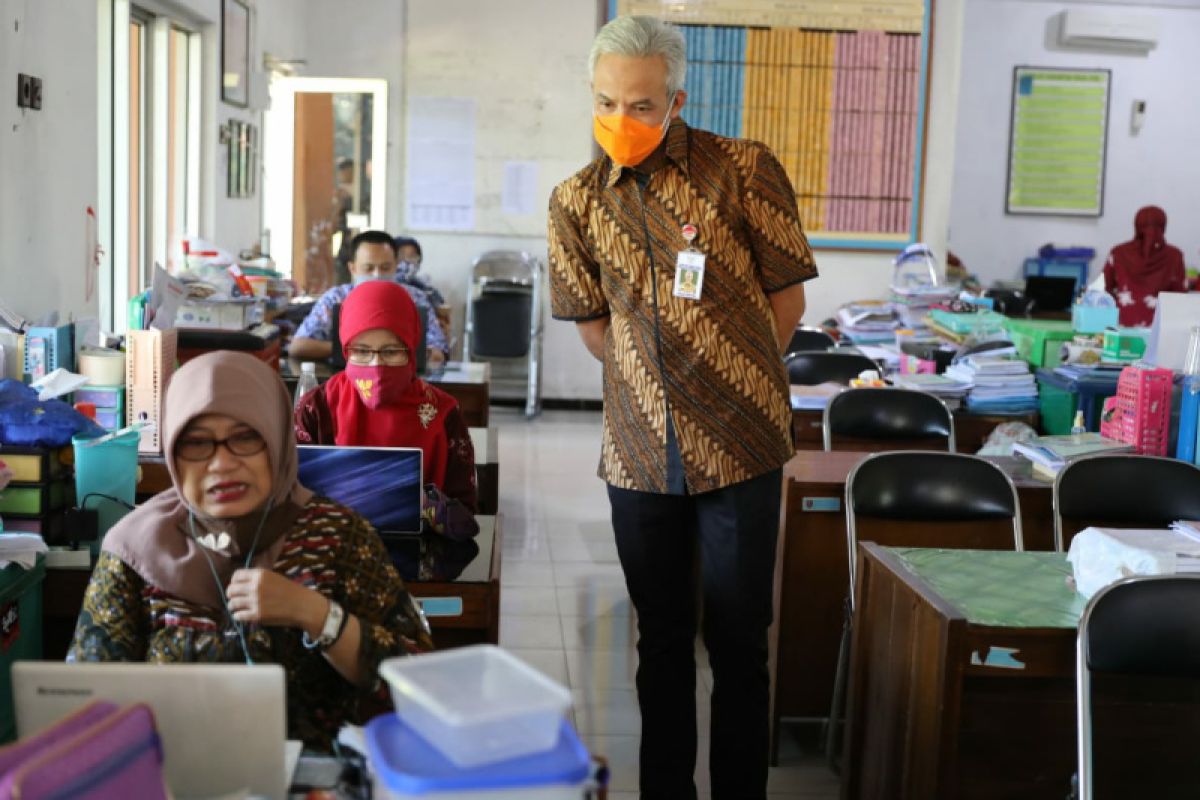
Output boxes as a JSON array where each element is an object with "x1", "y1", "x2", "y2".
[
  {"x1": 297, "y1": 445, "x2": 424, "y2": 536},
  {"x1": 12, "y1": 662, "x2": 293, "y2": 800}
]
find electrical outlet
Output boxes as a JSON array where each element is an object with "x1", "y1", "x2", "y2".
[{"x1": 16, "y1": 73, "x2": 42, "y2": 110}]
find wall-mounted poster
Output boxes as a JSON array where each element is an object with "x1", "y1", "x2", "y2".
[{"x1": 1005, "y1": 66, "x2": 1111, "y2": 216}]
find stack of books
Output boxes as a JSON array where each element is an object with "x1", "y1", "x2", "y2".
[
  {"x1": 891, "y1": 373, "x2": 972, "y2": 411},
  {"x1": 944, "y1": 356, "x2": 1039, "y2": 415},
  {"x1": 1013, "y1": 432, "x2": 1135, "y2": 479}
]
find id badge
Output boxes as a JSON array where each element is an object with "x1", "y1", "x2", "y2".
[{"x1": 673, "y1": 251, "x2": 706, "y2": 301}]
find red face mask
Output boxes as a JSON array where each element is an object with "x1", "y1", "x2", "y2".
[{"x1": 344, "y1": 363, "x2": 414, "y2": 409}]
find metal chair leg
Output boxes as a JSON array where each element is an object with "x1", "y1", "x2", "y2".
[{"x1": 824, "y1": 602, "x2": 852, "y2": 771}]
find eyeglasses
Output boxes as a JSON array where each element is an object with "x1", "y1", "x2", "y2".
[
  {"x1": 174, "y1": 430, "x2": 267, "y2": 462},
  {"x1": 346, "y1": 345, "x2": 410, "y2": 365}
]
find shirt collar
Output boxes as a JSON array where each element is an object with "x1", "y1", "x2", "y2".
[{"x1": 604, "y1": 117, "x2": 690, "y2": 188}]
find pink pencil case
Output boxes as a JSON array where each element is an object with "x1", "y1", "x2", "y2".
[{"x1": 0, "y1": 701, "x2": 168, "y2": 799}]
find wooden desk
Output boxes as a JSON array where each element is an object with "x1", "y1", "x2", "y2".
[
  {"x1": 792, "y1": 407, "x2": 1039, "y2": 453},
  {"x1": 409, "y1": 514, "x2": 502, "y2": 648},
  {"x1": 770, "y1": 451, "x2": 1054, "y2": 749}
]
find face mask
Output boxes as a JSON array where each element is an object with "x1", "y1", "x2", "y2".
[
  {"x1": 351, "y1": 274, "x2": 388, "y2": 287},
  {"x1": 396, "y1": 260, "x2": 420, "y2": 281},
  {"x1": 344, "y1": 363, "x2": 414, "y2": 409},
  {"x1": 592, "y1": 94, "x2": 676, "y2": 167}
]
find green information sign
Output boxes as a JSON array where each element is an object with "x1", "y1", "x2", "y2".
[{"x1": 1006, "y1": 66, "x2": 1110, "y2": 216}]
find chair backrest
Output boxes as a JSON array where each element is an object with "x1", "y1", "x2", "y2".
[
  {"x1": 786, "y1": 326, "x2": 836, "y2": 354},
  {"x1": 1053, "y1": 454, "x2": 1200, "y2": 551},
  {"x1": 785, "y1": 351, "x2": 878, "y2": 386},
  {"x1": 823, "y1": 387, "x2": 955, "y2": 452},
  {"x1": 845, "y1": 451, "x2": 1023, "y2": 602},
  {"x1": 1076, "y1": 575, "x2": 1200, "y2": 799}
]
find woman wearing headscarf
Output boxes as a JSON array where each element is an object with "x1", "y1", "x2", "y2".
[
  {"x1": 294, "y1": 280, "x2": 478, "y2": 542},
  {"x1": 1104, "y1": 205, "x2": 1187, "y2": 327},
  {"x1": 69, "y1": 351, "x2": 433, "y2": 751}
]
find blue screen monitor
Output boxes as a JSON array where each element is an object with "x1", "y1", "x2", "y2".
[{"x1": 297, "y1": 445, "x2": 423, "y2": 535}]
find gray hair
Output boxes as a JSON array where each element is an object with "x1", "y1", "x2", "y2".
[{"x1": 589, "y1": 16, "x2": 687, "y2": 97}]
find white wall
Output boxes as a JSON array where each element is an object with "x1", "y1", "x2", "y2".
[
  {"x1": 402, "y1": 0, "x2": 600, "y2": 399},
  {"x1": 949, "y1": 0, "x2": 1200, "y2": 286},
  {"x1": 0, "y1": 0, "x2": 99, "y2": 325}
]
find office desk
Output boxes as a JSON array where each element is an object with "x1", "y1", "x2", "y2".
[
  {"x1": 791, "y1": 407, "x2": 1039, "y2": 453},
  {"x1": 770, "y1": 451, "x2": 1053, "y2": 751},
  {"x1": 283, "y1": 359, "x2": 492, "y2": 427},
  {"x1": 843, "y1": 545, "x2": 1083, "y2": 798}
]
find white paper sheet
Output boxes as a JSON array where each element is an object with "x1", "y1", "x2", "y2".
[
  {"x1": 501, "y1": 160, "x2": 539, "y2": 216},
  {"x1": 1146, "y1": 292, "x2": 1200, "y2": 371},
  {"x1": 405, "y1": 97, "x2": 476, "y2": 231}
]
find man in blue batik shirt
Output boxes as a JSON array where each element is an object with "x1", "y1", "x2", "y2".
[{"x1": 290, "y1": 230, "x2": 449, "y2": 365}]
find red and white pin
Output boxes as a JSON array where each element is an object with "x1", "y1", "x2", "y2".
[{"x1": 681, "y1": 223, "x2": 698, "y2": 245}]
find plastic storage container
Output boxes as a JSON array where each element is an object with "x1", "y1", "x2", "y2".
[
  {"x1": 1003, "y1": 318, "x2": 1075, "y2": 368},
  {"x1": 366, "y1": 713, "x2": 590, "y2": 799},
  {"x1": 379, "y1": 645, "x2": 572, "y2": 768},
  {"x1": 72, "y1": 429, "x2": 139, "y2": 553},
  {"x1": 1099, "y1": 366, "x2": 1174, "y2": 455},
  {"x1": 0, "y1": 557, "x2": 46, "y2": 743},
  {"x1": 1038, "y1": 378, "x2": 1077, "y2": 435}
]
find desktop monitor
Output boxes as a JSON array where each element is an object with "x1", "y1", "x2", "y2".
[
  {"x1": 297, "y1": 445, "x2": 424, "y2": 537},
  {"x1": 1024, "y1": 276, "x2": 1077, "y2": 313},
  {"x1": 12, "y1": 662, "x2": 291, "y2": 800}
]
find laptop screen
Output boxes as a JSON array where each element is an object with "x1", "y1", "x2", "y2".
[{"x1": 297, "y1": 445, "x2": 423, "y2": 535}]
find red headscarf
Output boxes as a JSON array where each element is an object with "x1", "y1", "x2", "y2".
[
  {"x1": 321, "y1": 281, "x2": 457, "y2": 486},
  {"x1": 1104, "y1": 205, "x2": 1186, "y2": 326}
]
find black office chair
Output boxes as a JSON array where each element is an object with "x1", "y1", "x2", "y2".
[
  {"x1": 1053, "y1": 454, "x2": 1200, "y2": 551},
  {"x1": 785, "y1": 351, "x2": 878, "y2": 386},
  {"x1": 785, "y1": 326, "x2": 836, "y2": 355},
  {"x1": 827, "y1": 451, "x2": 1023, "y2": 766},
  {"x1": 1076, "y1": 575, "x2": 1200, "y2": 799},
  {"x1": 823, "y1": 387, "x2": 955, "y2": 452}
]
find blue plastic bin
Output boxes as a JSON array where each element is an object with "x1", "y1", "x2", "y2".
[{"x1": 366, "y1": 714, "x2": 590, "y2": 799}]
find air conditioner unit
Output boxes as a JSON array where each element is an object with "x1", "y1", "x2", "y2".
[{"x1": 1058, "y1": 9, "x2": 1159, "y2": 51}]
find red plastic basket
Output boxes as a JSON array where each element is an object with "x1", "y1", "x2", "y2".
[{"x1": 1099, "y1": 366, "x2": 1173, "y2": 455}]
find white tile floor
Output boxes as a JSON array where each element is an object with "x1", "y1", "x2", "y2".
[{"x1": 493, "y1": 408, "x2": 839, "y2": 799}]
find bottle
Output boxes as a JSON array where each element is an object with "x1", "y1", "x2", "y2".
[
  {"x1": 1070, "y1": 409, "x2": 1086, "y2": 441},
  {"x1": 294, "y1": 362, "x2": 319, "y2": 410},
  {"x1": 1176, "y1": 325, "x2": 1200, "y2": 463}
]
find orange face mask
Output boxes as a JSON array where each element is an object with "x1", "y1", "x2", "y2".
[{"x1": 592, "y1": 97, "x2": 675, "y2": 167}]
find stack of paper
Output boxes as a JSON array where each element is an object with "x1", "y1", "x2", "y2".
[
  {"x1": 1013, "y1": 432, "x2": 1136, "y2": 479},
  {"x1": 835, "y1": 301, "x2": 901, "y2": 344},
  {"x1": 944, "y1": 357, "x2": 1039, "y2": 415},
  {"x1": 891, "y1": 373, "x2": 971, "y2": 410},
  {"x1": 891, "y1": 285, "x2": 958, "y2": 331},
  {"x1": 0, "y1": 533, "x2": 48, "y2": 569}
]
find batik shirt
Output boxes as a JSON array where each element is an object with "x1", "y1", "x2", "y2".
[
  {"x1": 295, "y1": 282, "x2": 450, "y2": 354},
  {"x1": 68, "y1": 497, "x2": 434, "y2": 751},
  {"x1": 548, "y1": 119, "x2": 818, "y2": 494}
]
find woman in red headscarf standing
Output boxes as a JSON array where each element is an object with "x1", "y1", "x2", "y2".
[
  {"x1": 294, "y1": 281, "x2": 478, "y2": 541},
  {"x1": 1103, "y1": 205, "x2": 1187, "y2": 327}
]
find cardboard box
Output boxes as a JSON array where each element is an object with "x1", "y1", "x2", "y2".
[{"x1": 175, "y1": 299, "x2": 264, "y2": 331}]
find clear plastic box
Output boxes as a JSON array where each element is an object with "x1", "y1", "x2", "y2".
[{"x1": 379, "y1": 645, "x2": 572, "y2": 768}]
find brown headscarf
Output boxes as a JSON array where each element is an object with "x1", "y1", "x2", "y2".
[{"x1": 103, "y1": 351, "x2": 313, "y2": 608}]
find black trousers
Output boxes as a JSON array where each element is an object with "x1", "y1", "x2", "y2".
[{"x1": 608, "y1": 468, "x2": 782, "y2": 800}]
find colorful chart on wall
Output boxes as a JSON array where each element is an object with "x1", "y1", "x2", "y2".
[
  {"x1": 1005, "y1": 67, "x2": 1111, "y2": 217},
  {"x1": 614, "y1": 0, "x2": 931, "y2": 250}
]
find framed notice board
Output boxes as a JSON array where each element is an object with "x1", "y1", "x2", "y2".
[
  {"x1": 612, "y1": 0, "x2": 932, "y2": 251},
  {"x1": 1005, "y1": 66, "x2": 1111, "y2": 217}
]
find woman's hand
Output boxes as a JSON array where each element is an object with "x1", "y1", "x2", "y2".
[{"x1": 226, "y1": 568, "x2": 328, "y2": 638}]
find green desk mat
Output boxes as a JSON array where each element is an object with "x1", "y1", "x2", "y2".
[{"x1": 890, "y1": 548, "x2": 1086, "y2": 629}]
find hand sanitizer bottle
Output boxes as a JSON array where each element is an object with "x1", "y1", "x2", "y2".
[{"x1": 1070, "y1": 409, "x2": 1087, "y2": 442}]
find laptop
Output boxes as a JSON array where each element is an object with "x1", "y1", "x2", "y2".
[
  {"x1": 12, "y1": 662, "x2": 293, "y2": 800},
  {"x1": 1024, "y1": 275, "x2": 1077, "y2": 313},
  {"x1": 297, "y1": 445, "x2": 424, "y2": 539},
  {"x1": 330, "y1": 299, "x2": 429, "y2": 374}
]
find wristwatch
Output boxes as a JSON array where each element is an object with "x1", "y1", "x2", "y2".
[{"x1": 303, "y1": 599, "x2": 346, "y2": 651}]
